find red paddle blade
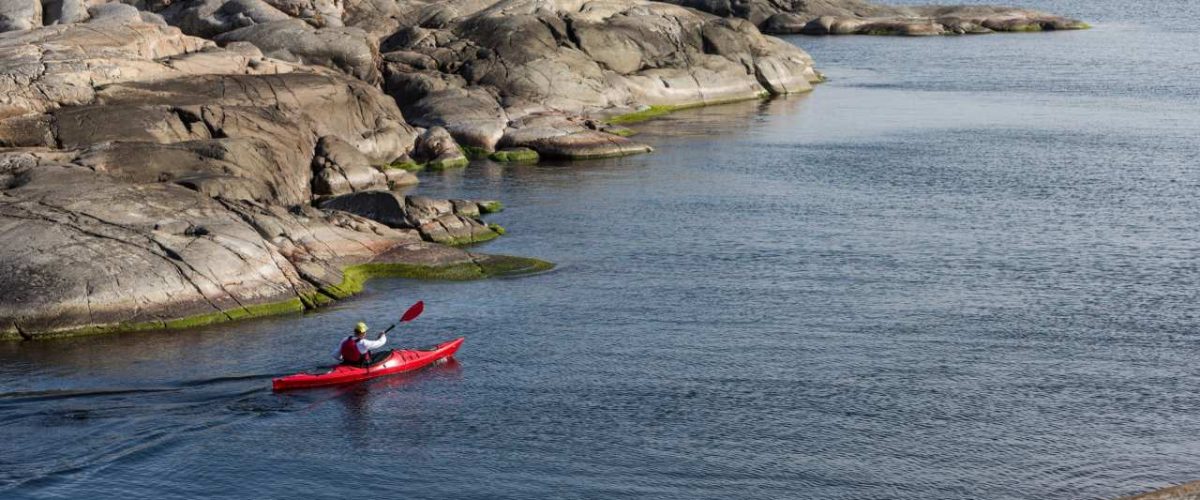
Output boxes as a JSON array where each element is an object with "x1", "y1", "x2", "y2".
[{"x1": 400, "y1": 301, "x2": 424, "y2": 322}]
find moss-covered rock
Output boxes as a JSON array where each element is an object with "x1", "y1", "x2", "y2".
[
  {"x1": 3, "y1": 298, "x2": 309, "y2": 341},
  {"x1": 607, "y1": 105, "x2": 678, "y2": 124},
  {"x1": 489, "y1": 148, "x2": 539, "y2": 163},
  {"x1": 386, "y1": 160, "x2": 424, "y2": 172},
  {"x1": 383, "y1": 168, "x2": 419, "y2": 188},
  {"x1": 604, "y1": 95, "x2": 773, "y2": 126},
  {"x1": 478, "y1": 200, "x2": 504, "y2": 214},
  {"x1": 475, "y1": 254, "x2": 555, "y2": 276},
  {"x1": 461, "y1": 145, "x2": 490, "y2": 160},
  {"x1": 426, "y1": 157, "x2": 470, "y2": 170},
  {"x1": 320, "y1": 255, "x2": 553, "y2": 299},
  {"x1": 4, "y1": 254, "x2": 555, "y2": 340},
  {"x1": 436, "y1": 225, "x2": 503, "y2": 246},
  {"x1": 604, "y1": 126, "x2": 637, "y2": 137}
]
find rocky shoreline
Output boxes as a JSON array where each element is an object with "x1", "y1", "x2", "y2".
[
  {"x1": 0, "y1": 0, "x2": 1081, "y2": 340},
  {"x1": 660, "y1": 0, "x2": 1089, "y2": 36}
]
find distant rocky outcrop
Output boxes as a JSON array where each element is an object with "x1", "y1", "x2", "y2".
[
  {"x1": 658, "y1": 0, "x2": 1088, "y2": 35},
  {"x1": 374, "y1": 0, "x2": 820, "y2": 154}
]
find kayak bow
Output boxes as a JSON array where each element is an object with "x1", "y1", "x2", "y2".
[{"x1": 272, "y1": 337, "x2": 464, "y2": 391}]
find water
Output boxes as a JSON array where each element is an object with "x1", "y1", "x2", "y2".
[{"x1": 3, "y1": 1, "x2": 1200, "y2": 498}]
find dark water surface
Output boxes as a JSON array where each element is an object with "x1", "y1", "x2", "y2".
[{"x1": 4, "y1": 1, "x2": 1200, "y2": 498}]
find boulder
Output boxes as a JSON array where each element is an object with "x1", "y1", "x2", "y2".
[
  {"x1": 0, "y1": 12, "x2": 213, "y2": 118},
  {"x1": 387, "y1": 85, "x2": 508, "y2": 151},
  {"x1": 311, "y1": 135, "x2": 388, "y2": 196},
  {"x1": 318, "y1": 190, "x2": 410, "y2": 228},
  {"x1": 214, "y1": 19, "x2": 381, "y2": 82},
  {"x1": 488, "y1": 147, "x2": 538, "y2": 163},
  {"x1": 158, "y1": 0, "x2": 293, "y2": 38},
  {"x1": 318, "y1": 191, "x2": 503, "y2": 245},
  {"x1": 383, "y1": 168, "x2": 419, "y2": 188},
  {"x1": 0, "y1": 164, "x2": 312, "y2": 335},
  {"x1": 500, "y1": 113, "x2": 651, "y2": 159},
  {"x1": 414, "y1": 126, "x2": 469, "y2": 170},
  {"x1": 72, "y1": 139, "x2": 285, "y2": 202},
  {"x1": 259, "y1": 0, "x2": 344, "y2": 27},
  {"x1": 87, "y1": 3, "x2": 146, "y2": 25},
  {"x1": 42, "y1": 0, "x2": 89, "y2": 26},
  {"x1": 0, "y1": 0, "x2": 41, "y2": 32}
]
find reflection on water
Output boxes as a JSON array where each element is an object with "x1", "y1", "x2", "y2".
[{"x1": 330, "y1": 359, "x2": 463, "y2": 449}]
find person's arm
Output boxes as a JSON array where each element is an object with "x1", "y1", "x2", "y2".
[
  {"x1": 333, "y1": 343, "x2": 344, "y2": 361},
  {"x1": 359, "y1": 334, "x2": 388, "y2": 351}
]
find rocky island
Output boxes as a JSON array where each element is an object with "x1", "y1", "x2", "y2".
[{"x1": 0, "y1": 0, "x2": 1081, "y2": 339}]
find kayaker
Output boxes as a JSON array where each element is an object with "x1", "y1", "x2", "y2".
[{"x1": 334, "y1": 322, "x2": 388, "y2": 366}]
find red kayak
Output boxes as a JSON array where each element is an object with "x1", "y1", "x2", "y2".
[{"x1": 272, "y1": 337, "x2": 464, "y2": 391}]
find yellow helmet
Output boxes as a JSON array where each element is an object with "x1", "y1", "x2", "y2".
[{"x1": 355, "y1": 322, "x2": 368, "y2": 334}]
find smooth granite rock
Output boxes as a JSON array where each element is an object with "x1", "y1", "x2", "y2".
[
  {"x1": 214, "y1": 19, "x2": 381, "y2": 82},
  {"x1": 377, "y1": 0, "x2": 820, "y2": 156},
  {"x1": 0, "y1": 10, "x2": 541, "y2": 338},
  {"x1": 318, "y1": 191, "x2": 503, "y2": 245},
  {"x1": 311, "y1": 135, "x2": 388, "y2": 197},
  {"x1": 0, "y1": 0, "x2": 41, "y2": 32},
  {"x1": 158, "y1": 0, "x2": 293, "y2": 38},
  {"x1": 414, "y1": 126, "x2": 469, "y2": 169}
]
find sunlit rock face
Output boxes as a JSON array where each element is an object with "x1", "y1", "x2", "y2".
[
  {"x1": 0, "y1": 10, "x2": 509, "y2": 338},
  {"x1": 372, "y1": 0, "x2": 820, "y2": 154}
]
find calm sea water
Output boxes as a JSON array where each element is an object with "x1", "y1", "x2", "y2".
[{"x1": 3, "y1": 1, "x2": 1199, "y2": 498}]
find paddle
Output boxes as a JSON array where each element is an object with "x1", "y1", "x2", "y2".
[
  {"x1": 382, "y1": 300, "x2": 424, "y2": 334},
  {"x1": 361, "y1": 301, "x2": 423, "y2": 369}
]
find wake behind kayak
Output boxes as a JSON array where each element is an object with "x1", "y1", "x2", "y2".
[{"x1": 272, "y1": 337, "x2": 464, "y2": 391}]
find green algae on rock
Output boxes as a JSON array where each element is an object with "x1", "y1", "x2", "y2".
[
  {"x1": 604, "y1": 90, "x2": 783, "y2": 127},
  {"x1": 2, "y1": 253, "x2": 554, "y2": 341},
  {"x1": 4, "y1": 298, "x2": 310, "y2": 341},
  {"x1": 315, "y1": 254, "x2": 553, "y2": 301},
  {"x1": 478, "y1": 201, "x2": 504, "y2": 214},
  {"x1": 436, "y1": 227, "x2": 503, "y2": 247},
  {"x1": 488, "y1": 148, "x2": 539, "y2": 163},
  {"x1": 386, "y1": 160, "x2": 424, "y2": 172},
  {"x1": 606, "y1": 105, "x2": 681, "y2": 125},
  {"x1": 460, "y1": 145, "x2": 490, "y2": 160},
  {"x1": 425, "y1": 157, "x2": 470, "y2": 170}
]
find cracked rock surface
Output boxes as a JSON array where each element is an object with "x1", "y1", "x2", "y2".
[
  {"x1": 319, "y1": 191, "x2": 505, "y2": 245},
  {"x1": 0, "y1": 12, "x2": 515, "y2": 338},
  {"x1": 378, "y1": 0, "x2": 821, "y2": 153}
]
